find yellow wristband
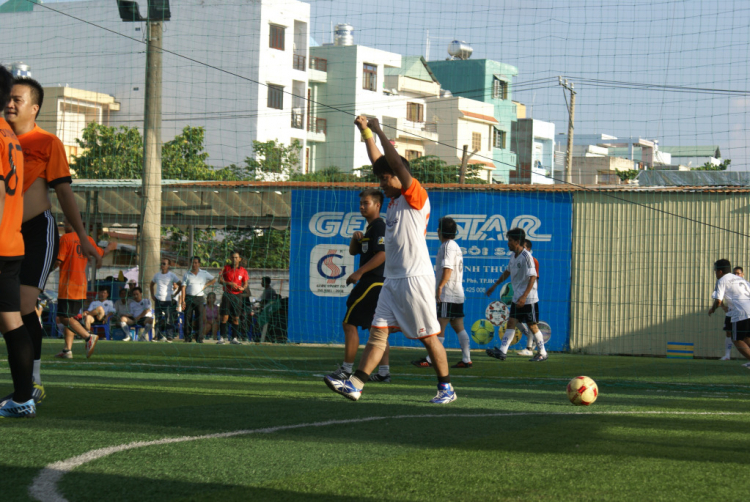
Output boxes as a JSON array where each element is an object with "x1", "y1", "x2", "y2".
[{"x1": 361, "y1": 128, "x2": 373, "y2": 140}]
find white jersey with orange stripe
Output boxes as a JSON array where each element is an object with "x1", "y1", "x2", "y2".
[{"x1": 384, "y1": 179, "x2": 434, "y2": 279}]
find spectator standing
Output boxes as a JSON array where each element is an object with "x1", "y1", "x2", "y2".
[
  {"x1": 150, "y1": 258, "x2": 181, "y2": 342},
  {"x1": 180, "y1": 256, "x2": 216, "y2": 343}
]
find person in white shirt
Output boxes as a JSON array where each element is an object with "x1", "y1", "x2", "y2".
[
  {"x1": 119, "y1": 286, "x2": 153, "y2": 342},
  {"x1": 709, "y1": 259, "x2": 750, "y2": 366},
  {"x1": 80, "y1": 288, "x2": 116, "y2": 332},
  {"x1": 517, "y1": 240, "x2": 541, "y2": 357},
  {"x1": 485, "y1": 227, "x2": 547, "y2": 362},
  {"x1": 150, "y1": 259, "x2": 181, "y2": 342},
  {"x1": 180, "y1": 256, "x2": 216, "y2": 343},
  {"x1": 718, "y1": 266, "x2": 744, "y2": 361},
  {"x1": 412, "y1": 217, "x2": 471, "y2": 369}
]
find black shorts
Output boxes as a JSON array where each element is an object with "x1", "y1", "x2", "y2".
[
  {"x1": 0, "y1": 259, "x2": 21, "y2": 312},
  {"x1": 732, "y1": 318, "x2": 750, "y2": 341},
  {"x1": 343, "y1": 276, "x2": 383, "y2": 328},
  {"x1": 57, "y1": 299, "x2": 84, "y2": 319},
  {"x1": 20, "y1": 210, "x2": 59, "y2": 289},
  {"x1": 724, "y1": 315, "x2": 732, "y2": 333},
  {"x1": 220, "y1": 293, "x2": 243, "y2": 318},
  {"x1": 437, "y1": 301, "x2": 464, "y2": 319},
  {"x1": 510, "y1": 302, "x2": 539, "y2": 325}
]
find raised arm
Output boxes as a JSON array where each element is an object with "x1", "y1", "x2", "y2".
[
  {"x1": 367, "y1": 117, "x2": 412, "y2": 190},
  {"x1": 354, "y1": 115, "x2": 382, "y2": 165}
]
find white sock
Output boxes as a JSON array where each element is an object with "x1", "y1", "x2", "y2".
[
  {"x1": 33, "y1": 359, "x2": 41, "y2": 385},
  {"x1": 426, "y1": 354, "x2": 432, "y2": 364},
  {"x1": 499, "y1": 329, "x2": 515, "y2": 354},
  {"x1": 350, "y1": 375, "x2": 365, "y2": 389},
  {"x1": 120, "y1": 321, "x2": 129, "y2": 335},
  {"x1": 341, "y1": 362, "x2": 353, "y2": 373},
  {"x1": 726, "y1": 338, "x2": 733, "y2": 355},
  {"x1": 457, "y1": 329, "x2": 471, "y2": 362},
  {"x1": 379, "y1": 365, "x2": 390, "y2": 376},
  {"x1": 526, "y1": 336, "x2": 535, "y2": 351},
  {"x1": 533, "y1": 330, "x2": 547, "y2": 356}
]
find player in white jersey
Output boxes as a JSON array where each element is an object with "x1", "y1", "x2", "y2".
[
  {"x1": 709, "y1": 259, "x2": 750, "y2": 367},
  {"x1": 517, "y1": 240, "x2": 541, "y2": 356},
  {"x1": 718, "y1": 266, "x2": 744, "y2": 360},
  {"x1": 412, "y1": 217, "x2": 471, "y2": 368},
  {"x1": 485, "y1": 227, "x2": 548, "y2": 361},
  {"x1": 324, "y1": 116, "x2": 455, "y2": 404}
]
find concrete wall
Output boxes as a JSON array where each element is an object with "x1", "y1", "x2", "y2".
[{"x1": 570, "y1": 156, "x2": 634, "y2": 185}]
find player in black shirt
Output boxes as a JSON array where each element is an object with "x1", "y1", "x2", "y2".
[{"x1": 326, "y1": 188, "x2": 391, "y2": 382}]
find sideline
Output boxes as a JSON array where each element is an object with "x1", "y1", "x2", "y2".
[{"x1": 28, "y1": 410, "x2": 750, "y2": 502}]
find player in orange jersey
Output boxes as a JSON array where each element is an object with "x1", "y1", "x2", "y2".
[
  {"x1": 4, "y1": 78, "x2": 105, "y2": 398},
  {"x1": 0, "y1": 67, "x2": 36, "y2": 418}
]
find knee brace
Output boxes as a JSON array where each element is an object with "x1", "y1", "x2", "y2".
[{"x1": 367, "y1": 327, "x2": 389, "y2": 350}]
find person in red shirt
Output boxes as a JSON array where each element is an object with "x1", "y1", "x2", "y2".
[
  {"x1": 4, "y1": 77, "x2": 102, "y2": 401},
  {"x1": 218, "y1": 250, "x2": 248, "y2": 345},
  {"x1": 0, "y1": 67, "x2": 36, "y2": 418}
]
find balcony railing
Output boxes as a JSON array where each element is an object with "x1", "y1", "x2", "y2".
[
  {"x1": 308, "y1": 117, "x2": 327, "y2": 135},
  {"x1": 293, "y1": 54, "x2": 306, "y2": 71},
  {"x1": 309, "y1": 57, "x2": 327, "y2": 72}
]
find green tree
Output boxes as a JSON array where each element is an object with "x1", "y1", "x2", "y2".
[
  {"x1": 355, "y1": 155, "x2": 488, "y2": 184},
  {"x1": 692, "y1": 159, "x2": 731, "y2": 171},
  {"x1": 290, "y1": 166, "x2": 362, "y2": 182},
  {"x1": 244, "y1": 139, "x2": 302, "y2": 177}
]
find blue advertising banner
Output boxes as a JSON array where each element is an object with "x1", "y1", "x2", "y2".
[{"x1": 289, "y1": 189, "x2": 573, "y2": 351}]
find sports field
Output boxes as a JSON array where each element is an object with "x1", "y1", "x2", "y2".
[{"x1": 2, "y1": 341, "x2": 750, "y2": 502}]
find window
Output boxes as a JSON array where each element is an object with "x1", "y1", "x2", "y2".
[
  {"x1": 406, "y1": 102, "x2": 424, "y2": 122},
  {"x1": 363, "y1": 63, "x2": 377, "y2": 91},
  {"x1": 269, "y1": 24, "x2": 285, "y2": 51},
  {"x1": 405, "y1": 150, "x2": 421, "y2": 161},
  {"x1": 492, "y1": 77, "x2": 508, "y2": 100},
  {"x1": 472, "y1": 132, "x2": 482, "y2": 152},
  {"x1": 493, "y1": 128, "x2": 507, "y2": 149},
  {"x1": 267, "y1": 84, "x2": 283, "y2": 110}
]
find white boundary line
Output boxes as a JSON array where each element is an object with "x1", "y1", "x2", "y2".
[{"x1": 28, "y1": 410, "x2": 750, "y2": 502}]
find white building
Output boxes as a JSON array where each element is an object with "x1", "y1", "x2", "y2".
[
  {"x1": 1, "y1": 0, "x2": 312, "y2": 169},
  {"x1": 510, "y1": 118, "x2": 555, "y2": 184}
]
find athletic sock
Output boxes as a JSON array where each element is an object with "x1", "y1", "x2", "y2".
[
  {"x1": 457, "y1": 329, "x2": 471, "y2": 362},
  {"x1": 341, "y1": 362, "x2": 353, "y2": 373},
  {"x1": 351, "y1": 369, "x2": 369, "y2": 388},
  {"x1": 32, "y1": 360, "x2": 41, "y2": 385},
  {"x1": 426, "y1": 354, "x2": 432, "y2": 364},
  {"x1": 526, "y1": 337, "x2": 535, "y2": 351},
  {"x1": 120, "y1": 321, "x2": 129, "y2": 335},
  {"x1": 726, "y1": 338, "x2": 734, "y2": 356},
  {"x1": 219, "y1": 322, "x2": 227, "y2": 338},
  {"x1": 379, "y1": 365, "x2": 390, "y2": 376},
  {"x1": 533, "y1": 330, "x2": 547, "y2": 356},
  {"x1": 437, "y1": 374, "x2": 451, "y2": 385},
  {"x1": 499, "y1": 329, "x2": 515, "y2": 354},
  {"x1": 2, "y1": 325, "x2": 34, "y2": 403},
  {"x1": 22, "y1": 312, "x2": 44, "y2": 360}
]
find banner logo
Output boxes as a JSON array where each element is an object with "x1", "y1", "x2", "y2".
[{"x1": 309, "y1": 244, "x2": 354, "y2": 297}]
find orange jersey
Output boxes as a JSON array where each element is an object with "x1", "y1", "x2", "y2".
[
  {"x1": 57, "y1": 232, "x2": 104, "y2": 300},
  {"x1": 0, "y1": 117, "x2": 24, "y2": 260},
  {"x1": 17, "y1": 124, "x2": 72, "y2": 193},
  {"x1": 533, "y1": 256, "x2": 540, "y2": 279}
]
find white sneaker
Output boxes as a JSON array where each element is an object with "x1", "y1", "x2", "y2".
[
  {"x1": 230, "y1": 338, "x2": 241, "y2": 345},
  {"x1": 122, "y1": 335, "x2": 131, "y2": 342},
  {"x1": 516, "y1": 348, "x2": 534, "y2": 357},
  {"x1": 742, "y1": 362, "x2": 750, "y2": 368},
  {"x1": 720, "y1": 354, "x2": 731, "y2": 361}
]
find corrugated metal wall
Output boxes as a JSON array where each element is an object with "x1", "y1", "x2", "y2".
[{"x1": 570, "y1": 190, "x2": 750, "y2": 357}]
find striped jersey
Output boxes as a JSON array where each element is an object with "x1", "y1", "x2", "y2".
[
  {"x1": 508, "y1": 248, "x2": 538, "y2": 304},
  {"x1": 384, "y1": 179, "x2": 433, "y2": 279}
]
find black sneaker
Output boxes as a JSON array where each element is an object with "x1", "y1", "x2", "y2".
[
  {"x1": 368, "y1": 373, "x2": 391, "y2": 383},
  {"x1": 326, "y1": 366, "x2": 352, "y2": 381},
  {"x1": 486, "y1": 347, "x2": 506, "y2": 360},
  {"x1": 411, "y1": 357, "x2": 432, "y2": 368},
  {"x1": 529, "y1": 353, "x2": 548, "y2": 362}
]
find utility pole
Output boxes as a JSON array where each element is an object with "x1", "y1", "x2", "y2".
[
  {"x1": 559, "y1": 77, "x2": 576, "y2": 185},
  {"x1": 140, "y1": 19, "x2": 163, "y2": 288}
]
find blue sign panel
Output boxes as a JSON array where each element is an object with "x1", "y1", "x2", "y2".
[{"x1": 289, "y1": 189, "x2": 572, "y2": 351}]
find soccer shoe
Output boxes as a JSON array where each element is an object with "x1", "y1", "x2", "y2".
[
  {"x1": 516, "y1": 348, "x2": 534, "y2": 357},
  {"x1": 0, "y1": 398, "x2": 36, "y2": 418},
  {"x1": 430, "y1": 384, "x2": 457, "y2": 404},
  {"x1": 529, "y1": 352, "x2": 548, "y2": 362},
  {"x1": 742, "y1": 362, "x2": 750, "y2": 368},
  {"x1": 54, "y1": 350, "x2": 72, "y2": 359},
  {"x1": 720, "y1": 354, "x2": 731, "y2": 361},
  {"x1": 216, "y1": 336, "x2": 225, "y2": 345},
  {"x1": 32, "y1": 382, "x2": 46, "y2": 405},
  {"x1": 324, "y1": 376, "x2": 362, "y2": 401},
  {"x1": 368, "y1": 373, "x2": 391, "y2": 383},
  {"x1": 85, "y1": 335, "x2": 98, "y2": 359},
  {"x1": 326, "y1": 367, "x2": 351, "y2": 381},
  {"x1": 486, "y1": 347, "x2": 506, "y2": 361},
  {"x1": 121, "y1": 335, "x2": 132, "y2": 342},
  {"x1": 411, "y1": 357, "x2": 432, "y2": 368},
  {"x1": 451, "y1": 361, "x2": 473, "y2": 368},
  {"x1": 230, "y1": 338, "x2": 241, "y2": 345}
]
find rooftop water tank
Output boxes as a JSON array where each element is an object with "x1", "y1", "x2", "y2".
[
  {"x1": 448, "y1": 41, "x2": 472, "y2": 60},
  {"x1": 334, "y1": 24, "x2": 354, "y2": 46},
  {"x1": 11, "y1": 61, "x2": 31, "y2": 78}
]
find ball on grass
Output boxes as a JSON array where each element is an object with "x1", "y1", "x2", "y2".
[{"x1": 567, "y1": 376, "x2": 598, "y2": 406}]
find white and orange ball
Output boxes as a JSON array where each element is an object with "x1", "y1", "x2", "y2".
[{"x1": 567, "y1": 376, "x2": 598, "y2": 406}]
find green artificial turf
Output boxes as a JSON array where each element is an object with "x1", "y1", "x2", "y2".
[{"x1": 2, "y1": 340, "x2": 750, "y2": 501}]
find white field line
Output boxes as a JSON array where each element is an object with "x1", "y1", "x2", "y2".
[{"x1": 28, "y1": 410, "x2": 750, "y2": 502}]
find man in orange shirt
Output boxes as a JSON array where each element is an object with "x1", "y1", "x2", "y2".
[
  {"x1": 4, "y1": 78, "x2": 102, "y2": 400},
  {"x1": 53, "y1": 217, "x2": 115, "y2": 359},
  {"x1": 0, "y1": 67, "x2": 36, "y2": 418}
]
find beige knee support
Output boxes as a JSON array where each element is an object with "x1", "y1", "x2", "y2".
[{"x1": 367, "y1": 327, "x2": 389, "y2": 350}]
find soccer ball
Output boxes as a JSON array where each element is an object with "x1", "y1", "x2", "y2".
[
  {"x1": 567, "y1": 376, "x2": 598, "y2": 406},
  {"x1": 485, "y1": 301, "x2": 509, "y2": 326},
  {"x1": 471, "y1": 319, "x2": 495, "y2": 345}
]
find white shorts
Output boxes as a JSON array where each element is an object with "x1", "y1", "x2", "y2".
[{"x1": 372, "y1": 275, "x2": 441, "y2": 339}]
